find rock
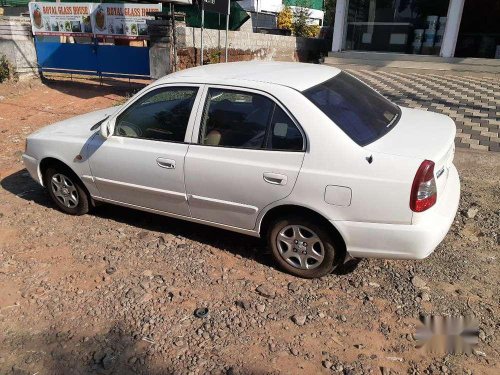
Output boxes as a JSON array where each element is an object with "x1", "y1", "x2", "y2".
[
  {"x1": 256, "y1": 304, "x2": 266, "y2": 313},
  {"x1": 139, "y1": 292, "x2": 153, "y2": 304},
  {"x1": 93, "y1": 351, "x2": 104, "y2": 363},
  {"x1": 125, "y1": 287, "x2": 143, "y2": 299},
  {"x1": 322, "y1": 360, "x2": 333, "y2": 369},
  {"x1": 105, "y1": 266, "x2": 116, "y2": 275},
  {"x1": 411, "y1": 276, "x2": 428, "y2": 289},
  {"x1": 479, "y1": 330, "x2": 486, "y2": 341},
  {"x1": 142, "y1": 270, "x2": 153, "y2": 277},
  {"x1": 340, "y1": 315, "x2": 347, "y2": 322},
  {"x1": 288, "y1": 281, "x2": 300, "y2": 292},
  {"x1": 235, "y1": 300, "x2": 251, "y2": 310},
  {"x1": 93, "y1": 348, "x2": 114, "y2": 366},
  {"x1": 291, "y1": 315, "x2": 306, "y2": 326},
  {"x1": 473, "y1": 349, "x2": 486, "y2": 357},
  {"x1": 256, "y1": 284, "x2": 276, "y2": 299},
  {"x1": 466, "y1": 206, "x2": 479, "y2": 219},
  {"x1": 420, "y1": 292, "x2": 431, "y2": 301},
  {"x1": 368, "y1": 282, "x2": 380, "y2": 288},
  {"x1": 290, "y1": 348, "x2": 299, "y2": 356},
  {"x1": 128, "y1": 356, "x2": 137, "y2": 364},
  {"x1": 354, "y1": 343, "x2": 364, "y2": 349},
  {"x1": 102, "y1": 353, "x2": 115, "y2": 370}
]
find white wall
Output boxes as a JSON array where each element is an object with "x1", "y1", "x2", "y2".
[{"x1": 237, "y1": 0, "x2": 283, "y2": 13}]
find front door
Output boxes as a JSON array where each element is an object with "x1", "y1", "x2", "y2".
[
  {"x1": 88, "y1": 85, "x2": 202, "y2": 217},
  {"x1": 184, "y1": 86, "x2": 306, "y2": 230}
]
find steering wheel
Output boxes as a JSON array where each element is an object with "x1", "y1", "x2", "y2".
[{"x1": 116, "y1": 121, "x2": 141, "y2": 138}]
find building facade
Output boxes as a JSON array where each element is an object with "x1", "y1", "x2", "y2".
[
  {"x1": 331, "y1": 0, "x2": 500, "y2": 59},
  {"x1": 237, "y1": 0, "x2": 325, "y2": 27}
]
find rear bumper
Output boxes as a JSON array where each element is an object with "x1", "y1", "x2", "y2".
[
  {"x1": 334, "y1": 164, "x2": 460, "y2": 260},
  {"x1": 22, "y1": 153, "x2": 42, "y2": 185}
]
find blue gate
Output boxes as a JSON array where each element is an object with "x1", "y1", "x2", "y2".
[{"x1": 34, "y1": 37, "x2": 151, "y2": 79}]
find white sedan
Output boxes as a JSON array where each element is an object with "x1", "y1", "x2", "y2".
[{"x1": 22, "y1": 62, "x2": 460, "y2": 278}]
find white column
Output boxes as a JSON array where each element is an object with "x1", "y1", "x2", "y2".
[
  {"x1": 440, "y1": 0, "x2": 465, "y2": 58},
  {"x1": 331, "y1": 0, "x2": 349, "y2": 52}
]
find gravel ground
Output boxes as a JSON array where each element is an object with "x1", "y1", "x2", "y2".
[{"x1": 0, "y1": 78, "x2": 499, "y2": 375}]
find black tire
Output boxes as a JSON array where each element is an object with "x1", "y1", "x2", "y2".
[
  {"x1": 44, "y1": 166, "x2": 90, "y2": 215},
  {"x1": 268, "y1": 216, "x2": 340, "y2": 278}
]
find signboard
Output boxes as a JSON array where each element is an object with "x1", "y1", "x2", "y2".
[
  {"x1": 29, "y1": 2, "x2": 94, "y2": 37},
  {"x1": 203, "y1": 0, "x2": 230, "y2": 15},
  {"x1": 28, "y1": 2, "x2": 162, "y2": 39},
  {"x1": 92, "y1": 3, "x2": 162, "y2": 39}
]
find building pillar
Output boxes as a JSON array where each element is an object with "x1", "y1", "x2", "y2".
[
  {"x1": 440, "y1": 0, "x2": 465, "y2": 58},
  {"x1": 331, "y1": 0, "x2": 349, "y2": 52}
]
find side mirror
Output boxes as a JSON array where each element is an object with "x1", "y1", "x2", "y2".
[
  {"x1": 100, "y1": 120, "x2": 109, "y2": 138},
  {"x1": 100, "y1": 119, "x2": 114, "y2": 139}
]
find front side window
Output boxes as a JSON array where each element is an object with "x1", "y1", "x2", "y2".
[
  {"x1": 303, "y1": 72, "x2": 400, "y2": 146},
  {"x1": 200, "y1": 88, "x2": 304, "y2": 151},
  {"x1": 114, "y1": 86, "x2": 198, "y2": 142}
]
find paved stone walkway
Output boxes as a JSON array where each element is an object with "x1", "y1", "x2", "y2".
[{"x1": 348, "y1": 70, "x2": 500, "y2": 152}]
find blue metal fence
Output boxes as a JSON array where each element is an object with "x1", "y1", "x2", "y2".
[{"x1": 34, "y1": 37, "x2": 151, "y2": 79}]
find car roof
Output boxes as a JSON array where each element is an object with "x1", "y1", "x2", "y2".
[{"x1": 157, "y1": 61, "x2": 341, "y2": 91}]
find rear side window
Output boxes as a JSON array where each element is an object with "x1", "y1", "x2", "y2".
[
  {"x1": 268, "y1": 106, "x2": 304, "y2": 151},
  {"x1": 303, "y1": 72, "x2": 400, "y2": 146},
  {"x1": 200, "y1": 89, "x2": 274, "y2": 149},
  {"x1": 200, "y1": 88, "x2": 304, "y2": 151}
]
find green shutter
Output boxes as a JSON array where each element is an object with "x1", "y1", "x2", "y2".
[{"x1": 284, "y1": 0, "x2": 324, "y2": 11}]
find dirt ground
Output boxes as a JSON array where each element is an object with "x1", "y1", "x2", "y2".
[{"x1": 0, "y1": 78, "x2": 499, "y2": 375}]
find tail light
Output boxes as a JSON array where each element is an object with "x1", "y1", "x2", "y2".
[{"x1": 410, "y1": 160, "x2": 437, "y2": 212}]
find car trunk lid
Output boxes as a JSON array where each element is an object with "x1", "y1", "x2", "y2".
[{"x1": 365, "y1": 107, "x2": 456, "y2": 193}]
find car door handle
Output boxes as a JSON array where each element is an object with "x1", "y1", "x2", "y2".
[
  {"x1": 157, "y1": 158, "x2": 175, "y2": 169},
  {"x1": 263, "y1": 172, "x2": 287, "y2": 186}
]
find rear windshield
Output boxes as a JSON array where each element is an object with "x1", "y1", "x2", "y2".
[{"x1": 303, "y1": 72, "x2": 400, "y2": 146}]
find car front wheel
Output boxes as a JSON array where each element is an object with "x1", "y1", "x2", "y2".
[
  {"x1": 44, "y1": 166, "x2": 89, "y2": 215},
  {"x1": 268, "y1": 216, "x2": 339, "y2": 278}
]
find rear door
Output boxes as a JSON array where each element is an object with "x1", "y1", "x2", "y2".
[{"x1": 184, "y1": 85, "x2": 306, "y2": 230}]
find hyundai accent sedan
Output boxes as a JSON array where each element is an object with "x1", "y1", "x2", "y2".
[{"x1": 22, "y1": 62, "x2": 460, "y2": 278}]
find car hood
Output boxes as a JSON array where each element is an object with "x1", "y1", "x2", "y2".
[
  {"x1": 31, "y1": 106, "x2": 121, "y2": 138},
  {"x1": 365, "y1": 106, "x2": 456, "y2": 162}
]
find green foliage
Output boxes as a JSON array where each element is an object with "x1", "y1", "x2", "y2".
[
  {"x1": 323, "y1": 0, "x2": 336, "y2": 26},
  {"x1": 291, "y1": 0, "x2": 319, "y2": 38},
  {"x1": 277, "y1": 6, "x2": 293, "y2": 30},
  {"x1": 292, "y1": 5, "x2": 311, "y2": 37},
  {"x1": 0, "y1": 55, "x2": 13, "y2": 83},
  {"x1": 207, "y1": 49, "x2": 222, "y2": 64}
]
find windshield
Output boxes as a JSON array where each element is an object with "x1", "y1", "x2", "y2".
[{"x1": 303, "y1": 72, "x2": 400, "y2": 146}]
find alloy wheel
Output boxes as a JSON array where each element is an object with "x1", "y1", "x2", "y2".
[
  {"x1": 276, "y1": 225, "x2": 325, "y2": 270},
  {"x1": 51, "y1": 173, "x2": 79, "y2": 208}
]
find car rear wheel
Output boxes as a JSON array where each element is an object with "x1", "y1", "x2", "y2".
[
  {"x1": 268, "y1": 216, "x2": 339, "y2": 278},
  {"x1": 44, "y1": 167, "x2": 89, "y2": 215}
]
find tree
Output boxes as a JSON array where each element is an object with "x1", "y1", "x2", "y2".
[
  {"x1": 277, "y1": 6, "x2": 293, "y2": 30},
  {"x1": 292, "y1": 5, "x2": 312, "y2": 37},
  {"x1": 291, "y1": 0, "x2": 319, "y2": 38},
  {"x1": 323, "y1": 0, "x2": 336, "y2": 27}
]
